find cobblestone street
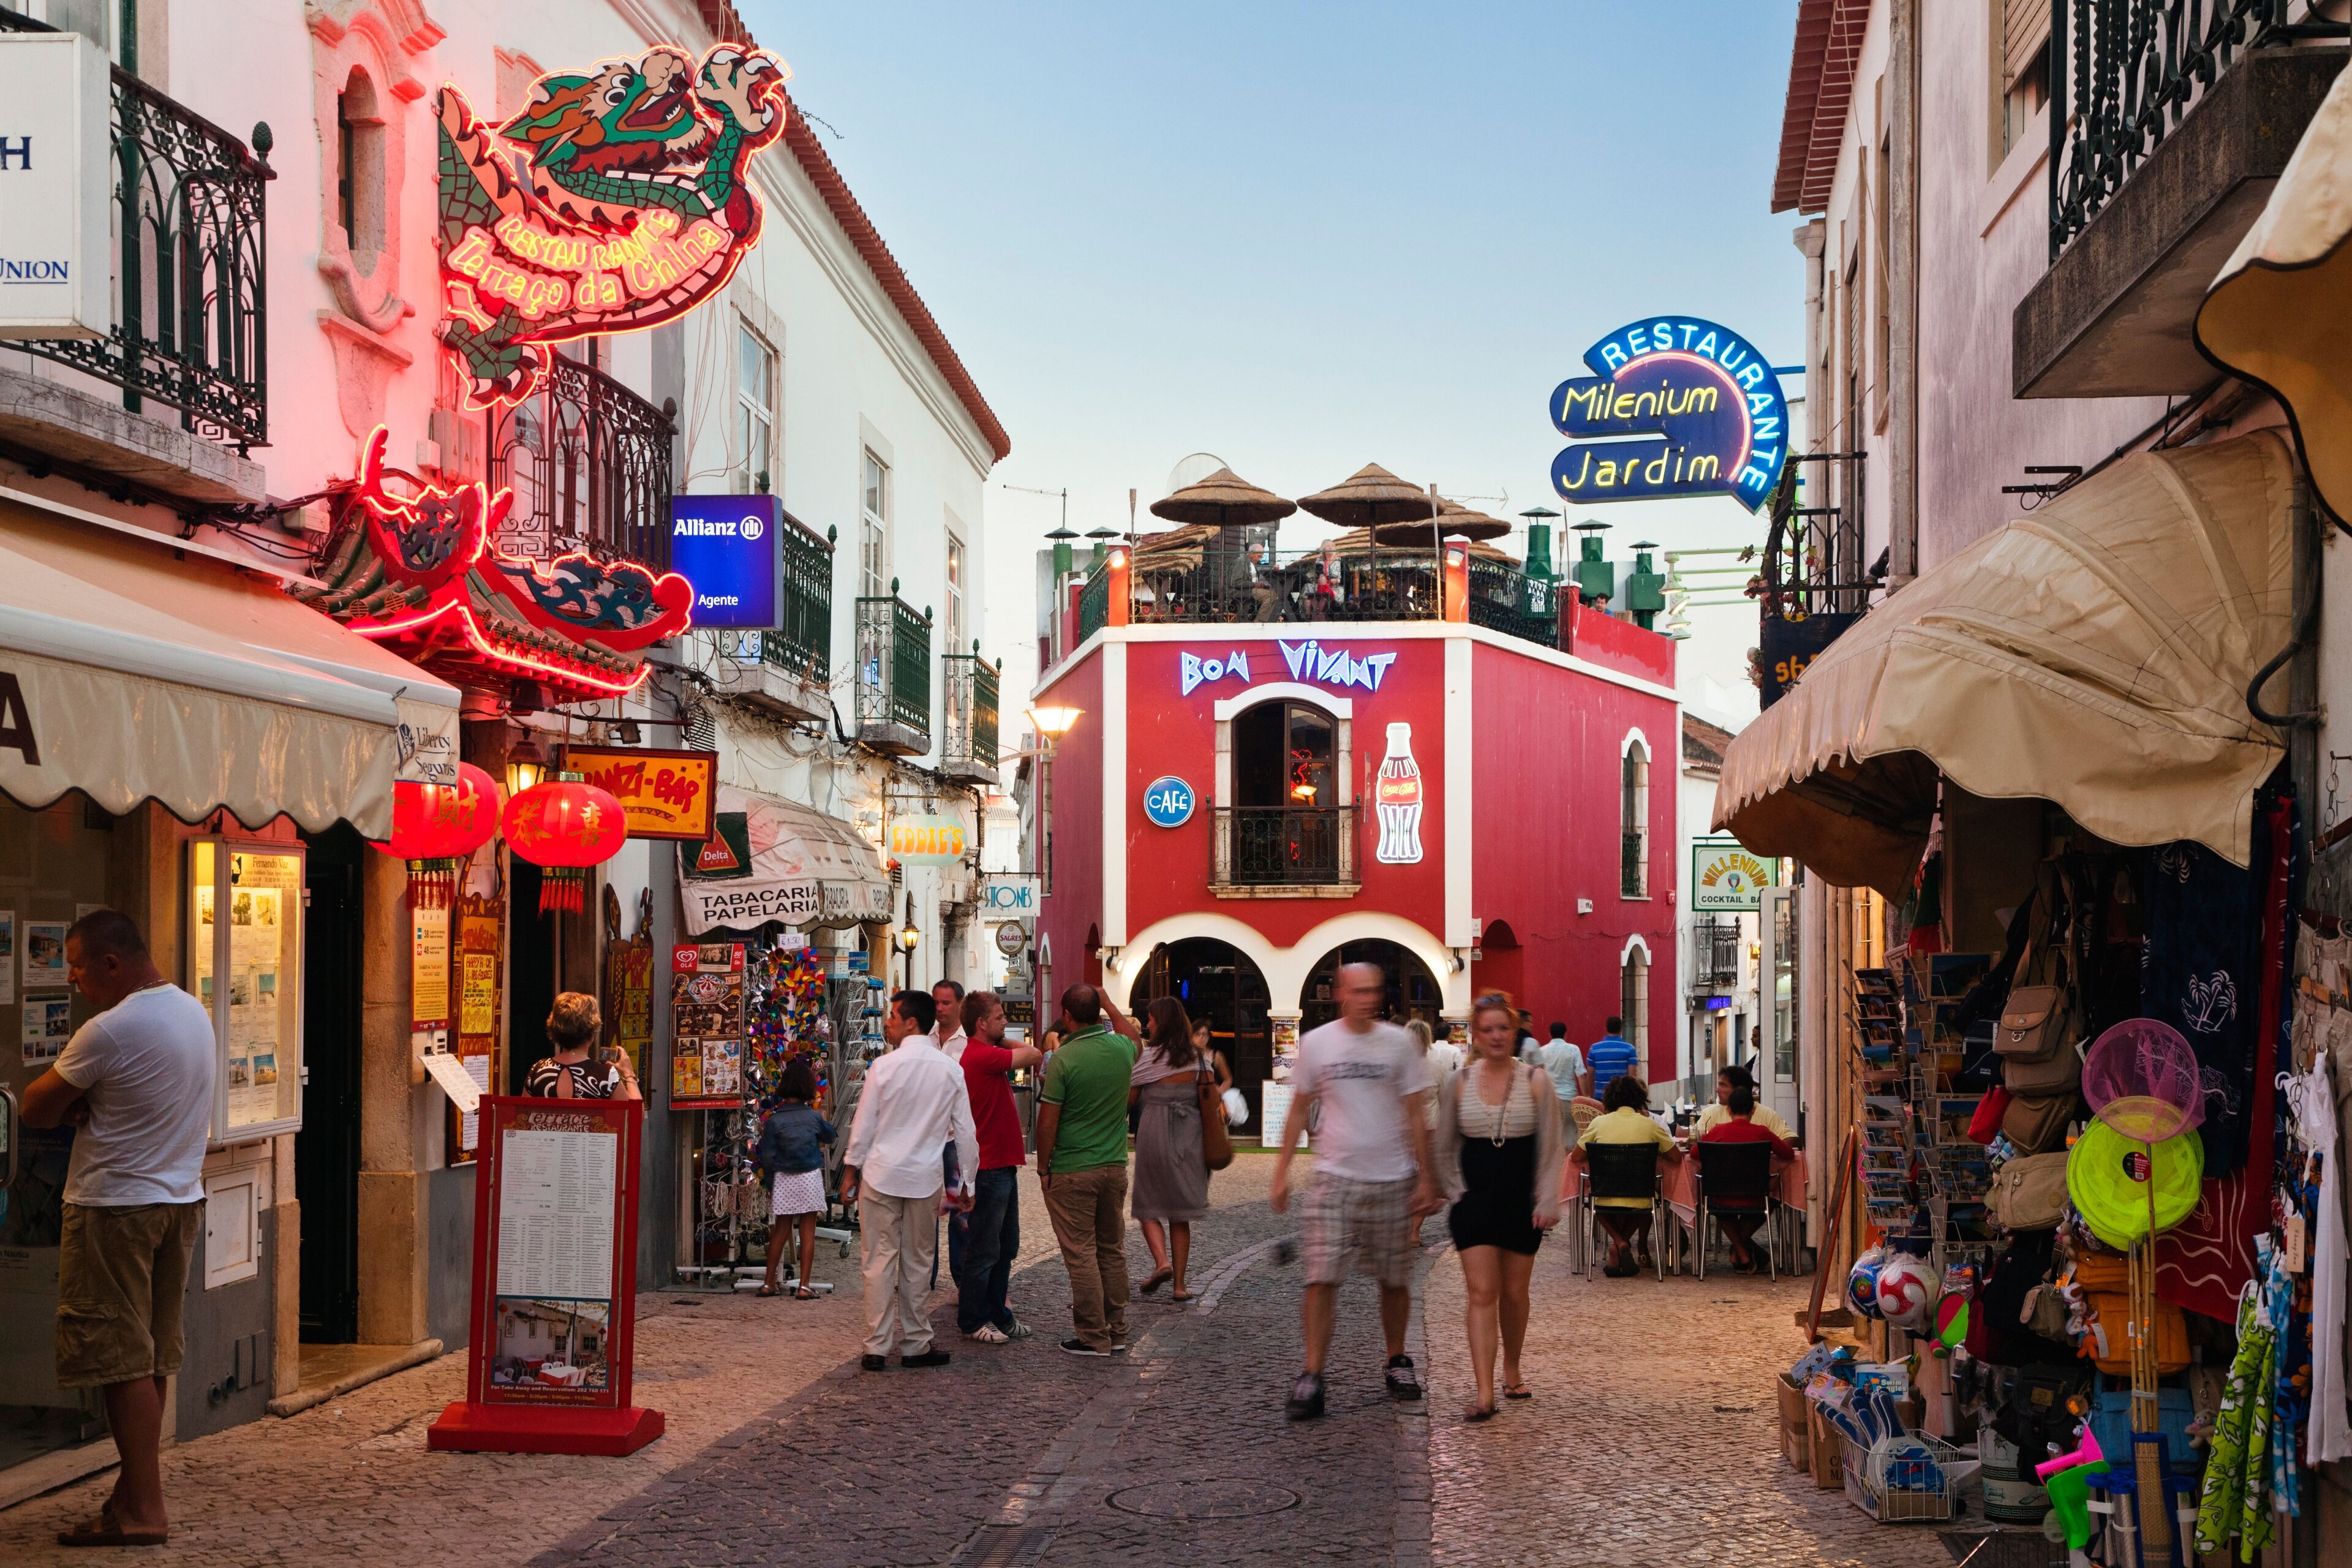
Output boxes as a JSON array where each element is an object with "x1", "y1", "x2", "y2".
[{"x1": 2, "y1": 1157, "x2": 1945, "y2": 1566}]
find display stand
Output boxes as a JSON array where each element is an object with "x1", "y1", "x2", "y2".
[{"x1": 428, "y1": 1096, "x2": 662, "y2": 1455}]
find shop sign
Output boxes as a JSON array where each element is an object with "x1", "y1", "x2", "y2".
[
  {"x1": 1142, "y1": 776, "x2": 1196, "y2": 828},
  {"x1": 1277, "y1": 639, "x2": 1396, "y2": 693},
  {"x1": 1691, "y1": 840, "x2": 1776, "y2": 913},
  {"x1": 978, "y1": 873, "x2": 1041, "y2": 916},
  {"x1": 0, "y1": 33, "x2": 108, "y2": 338},
  {"x1": 565, "y1": 745, "x2": 715, "y2": 840},
  {"x1": 889, "y1": 815, "x2": 968, "y2": 864},
  {"x1": 666, "y1": 496, "x2": 778, "y2": 630},
  {"x1": 995, "y1": 921, "x2": 1028, "y2": 957},
  {"x1": 1759, "y1": 607, "x2": 1858, "y2": 708},
  {"x1": 434, "y1": 45, "x2": 790, "y2": 410},
  {"x1": 668, "y1": 942, "x2": 744, "y2": 1108},
  {"x1": 1548, "y1": 315, "x2": 1790, "y2": 512},
  {"x1": 1179, "y1": 649, "x2": 1253, "y2": 695}
]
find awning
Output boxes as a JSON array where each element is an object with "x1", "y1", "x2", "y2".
[
  {"x1": 677, "y1": 783, "x2": 892, "y2": 935},
  {"x1": 2198, "y1": 57, "x2": 2352, "y2": 524},
  {"x1": 0, "y1": 500, "x2": 461, "y2": 839},
  {"x1": 1714, "y1": 431, "x2": 2294, "y2": 895}
]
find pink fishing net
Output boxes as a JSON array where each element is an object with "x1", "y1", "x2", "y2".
[{"x1": 2082, "y1": 1019, "x2": 2204, "y2": 1142}]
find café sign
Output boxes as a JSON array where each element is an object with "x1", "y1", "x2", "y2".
[{"x1": 1549, "y1": 315, "x2": 1790, "y2": 512}]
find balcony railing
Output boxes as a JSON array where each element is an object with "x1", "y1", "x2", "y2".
[
  {"x1": 1, "y1": 10, "x2": 271, "y2": 450},
  {"x1": 1124, "y1": 541, "x2": 1566, "y2": 654},
  {"x1": 488, "y1": 355, "x2": 673, "y2": 570},
  {"x1": 1691, "y1": 919, "x2": 1741, "y2": 991},
  {"x1": 940, "y1": 647, "x2": 1000, "y2": 780},
  {"x1": 1077, "y1": 566, "x2": 1112, "y2": 644},
  {"x1": 2048, "y1": 0, "x2": 2342, "y2": 259},
  {"x1": 856, "y1": 587, "x2": 931, "y2": 752},
  {"x1": 1215, "y1": 806, "x2": 1357, "y2": 889}
]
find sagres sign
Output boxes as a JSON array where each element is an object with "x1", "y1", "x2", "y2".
[{"x1": 1549, "y1": 317, "x2": 1790, "y2": 511}]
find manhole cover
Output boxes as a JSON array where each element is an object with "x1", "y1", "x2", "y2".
[{"x1": 1107, "y1": 1479, "x2": 1300, "y2": 1520}]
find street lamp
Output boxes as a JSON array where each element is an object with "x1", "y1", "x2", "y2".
[
  {"x1": 897, "y1": 894, "x2": 921, "y2": 991},
  {"x1": 503, "y1": 729, "x2": 549, "y2": 797}
]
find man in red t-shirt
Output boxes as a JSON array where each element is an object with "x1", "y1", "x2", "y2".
[
  {"x1": 956, "y1": 991, "x2": 1042, "y2": 1341},
  {"x1": 1694, "y1": 1084, "x2": 1795, "y2": 1273}
]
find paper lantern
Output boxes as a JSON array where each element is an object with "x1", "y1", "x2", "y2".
[
  {"x1": 503, "y1": 772, "x2": 627, "y2": 913},
  {"x1": 388, "y1": 762, "x2": 500, "y2": 908}
]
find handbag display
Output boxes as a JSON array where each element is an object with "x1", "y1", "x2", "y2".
[
  {"x1": 2000, "y1": 1036, "x2": 2084, "y2": 1098},
  {"x1": 2000, "y1": 1091, "x2": 2077, "y2": 1155},
  {"x1": 1987, "y1": 1150, "x2": 2071, "y2": 1230},
  {"x1": 1196, "y1": 1068, "x2": 1234, "y2": 1171}
]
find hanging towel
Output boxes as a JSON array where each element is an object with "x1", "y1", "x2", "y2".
[{"x1": 2296, "y1": 1051, "x2": 2352, "y2": 1464}]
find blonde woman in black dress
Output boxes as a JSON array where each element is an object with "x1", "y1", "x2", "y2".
[{"x1": 1433, "y1": 992, "x2": 1565, "y2": 1421}]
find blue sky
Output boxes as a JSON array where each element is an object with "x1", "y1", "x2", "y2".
[{"x1": 745, "y1": 1, "x2": 1806, "y2": 712}]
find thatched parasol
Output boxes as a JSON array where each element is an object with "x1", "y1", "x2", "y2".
[
  {"x1": 1318, "y1": 528, "x2": 1515, "y2": 562},
  {"x1": 1371, "y1": 499, "x2": 1512, "y2": 547},
  {"x1": 1148, "y1": 467, "x2": 1297, "y2": 529},
  {"x1": 1295, "y1": 463, "x2": 1441, "y2": 528}
]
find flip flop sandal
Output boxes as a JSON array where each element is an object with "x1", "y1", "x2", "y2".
[
  {"x1": 1503, "y1": 1382, "x2": 1532, "y2": 1400},
  {"x1": 794, "y1": 1285, "x2": 818, "y2": 1300},
  {"x1": 59, "y1": 1507, "x2": 167, "y2": 1548},
  {"x1": 1139, "y1": 1268, "x2": 1173, "y2": 1295},
  {"x1": 756, "y1": 1284, "x2": 781, "y2": 1297},
  {"x1": 1463, "y1": 1404, "x2": 1498, "y2": 1423}
]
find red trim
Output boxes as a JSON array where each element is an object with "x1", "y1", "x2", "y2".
[{"x1": 351, "y1": 600, "x2": 652, "y2": 698}]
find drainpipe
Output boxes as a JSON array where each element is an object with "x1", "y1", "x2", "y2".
[{"x1": 1887, "y1": 0, "x2": 1921, "y2": 587}]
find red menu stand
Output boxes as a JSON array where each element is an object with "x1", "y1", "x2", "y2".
[{"x1": 429, "y1": 1095, "x2": 663, "y2": 1455}]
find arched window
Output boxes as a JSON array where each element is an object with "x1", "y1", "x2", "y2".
[
  {"x1": 1619, "y1": 737, "x2": 1649, "y2": 897},
  {"x1": 1227, "y1": 698, "x2": 1342, "y2": 885},
  {"x1": 335, "y1": 69, "x2": 385, "y2": 274},
  {"x1": 1619, "y1": 942, "x2": 1649, "y2": 1065}
]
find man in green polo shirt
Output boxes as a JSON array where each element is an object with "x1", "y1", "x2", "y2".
[{"x1": 1035, "y1": 984, "x2": 1140, "y2": 1356}]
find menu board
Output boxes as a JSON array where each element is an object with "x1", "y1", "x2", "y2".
[
  {"x1": 192, "y1": 842, "x2": 304, "y2": 1136},
  {"x1": 669, "y1": 943, "x2": 744, "y2": 1109},
  {"x1": 495, "y1": 1126, "x2": 618, "y2": 1301},
  {"x1": 412, "y1": 906, "x2": 451, "y2": 1028}
]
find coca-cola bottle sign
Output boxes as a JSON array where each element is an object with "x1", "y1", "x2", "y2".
[{"x1": 1374, "y1": 722, "x2": 1423, "y2": 865}]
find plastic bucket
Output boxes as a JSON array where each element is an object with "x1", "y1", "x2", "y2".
[{"x1": 1980, "y1": 1464, "x2": 2049, "y2": 1524}]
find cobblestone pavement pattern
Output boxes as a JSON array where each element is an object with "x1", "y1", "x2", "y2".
[{"x1": 3, "y1": 1154, "x2": 1940, "y2": 1566}]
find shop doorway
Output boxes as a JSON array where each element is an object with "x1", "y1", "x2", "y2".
[
  {"x1": 295, "y1": 826, "x2": 366, "y2": 1344},
  {"x1": 508, "y1": 860, "x2": 556, "y2": 1095},
  {"x1": 1299, "y1": 940, "x2": 1442, "y2": 1033},
  {"x1": 1136, "y1": 939, "x2": 1272, "y2": 1126}
]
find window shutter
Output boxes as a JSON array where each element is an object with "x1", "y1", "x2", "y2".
[{"x1": 2005, "y1": 0, "x2": 2052, "y2": 88}]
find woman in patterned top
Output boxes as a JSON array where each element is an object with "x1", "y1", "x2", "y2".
[{"x1": 524, "y1": 992, "x2": 641, "y2": 1100}]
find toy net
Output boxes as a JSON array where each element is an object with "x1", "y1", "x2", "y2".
[{"x1": 2082, "y1": 1019, "x2": 2203, "y2": 1142}]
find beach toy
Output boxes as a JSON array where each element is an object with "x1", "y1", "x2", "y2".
[
  {"x1": 1875, "y1": 1252, "x2": 1940, "y2": 1332},
  {"x1": 2066, "y1": 1120, "x2": 2203, "y2": 1250},
  {"x1": 2082, "y1": 1019, "x2": 2204, "y2": 1142},
  {"x1": 1846, "y1": 1245, "x2": 1888, "y2": 1321},
  {"x1": 2035, "y1": 1424, "x2": 2106, "y2": 1480},
  {"x1": 2044, "y1": 1460, "x2": 2109, "y2": 1553},
  {"x1": 1934, "y1": 1292, "x2": 1969, "y2": 1352}
]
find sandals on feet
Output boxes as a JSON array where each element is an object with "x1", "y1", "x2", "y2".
[
  {"x1": 58, "y1": 1507, "x2": 167, "y2": 1548},
  {"x1": 1463, "y1": 1403, "x2": 1498, "y2": 1423},
  {"x1": 1503, "y1": 1382, "x2": 1532, "y2": 1401},
  {"x1": 755, "y1": 1283, "x2": 781, "y2": 1297},
  {"x1": 1139, "y1": 1267, "x2": 1174, "y2": 1296},
  {"x1": 794, "y1": 1284, "x2": 817, "y2": 1299},
  {"x1": 1169, "y1": 1287, "x2": 1196, "y2": 1303}
]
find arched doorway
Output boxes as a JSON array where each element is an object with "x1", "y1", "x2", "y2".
[
  {"x1": 1137, "y1": 938, "x2": 1273, "y2": 1126},
  {"x1": 1471, "y1": 919, "x2": 1523, "y2": 1012},
  {"x1": 1299, "y1": 940, "x2": 1443, "y2": 1033}
]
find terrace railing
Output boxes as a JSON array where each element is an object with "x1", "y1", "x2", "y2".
[
  {"x1": 1215, "y1": 806, "x2": 1357, "y2": 888},
  {"x1": 1127, "y1": 544, "x2": 1567, "y2": 654},
  {"x1": 941, "y1": 646, "x2": 1001, "y2": 777},
  {"x1": 489, "y1": 355, "x2": 674, "y2": 571},
  {"x1": 856, "y1": 587, "x2": 931, "y2": 748}
]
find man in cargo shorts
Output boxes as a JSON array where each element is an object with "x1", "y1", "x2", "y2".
[
  {"x1": 1270, "y1": 963, "x2": 1439, "y2": 1420},
  {"x1": 21, "y1": 910, "x2": 216, "y2": 1546}
]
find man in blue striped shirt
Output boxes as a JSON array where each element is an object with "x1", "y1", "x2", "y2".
[{"x1": 1585, "y1": 1017, "x2": 1640, "y2": 1099}]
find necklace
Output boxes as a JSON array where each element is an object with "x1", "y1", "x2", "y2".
[{"x1": 1482, "y1": 1062, "x2": 1513, "y2": 1147}]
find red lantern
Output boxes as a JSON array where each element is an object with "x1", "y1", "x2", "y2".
[
  {"x1": 502, "y1": 771, "x2": 627, "y2": 913},
  {"x1": 388, "y1": 762, "x2": 500, "y2": 908}
]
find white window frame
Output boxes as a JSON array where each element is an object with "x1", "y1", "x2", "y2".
[
  {"x1": 1618, "y1": 934, "x2": 1651, "y2": 1068},
  {"x1": 736, "y1": 319, "x2": 777, "y2": 494},
  {"x1": 945, "y1": 527, "x2": 967, "y2": 653},
  {"x1": 860, "y1": 448, "x2": 891, "y2": 600},
  {"x1": 1619, "y1": 729, "x2": 1651, "y2": 899}
]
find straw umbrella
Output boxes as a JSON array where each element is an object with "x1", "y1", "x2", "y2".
[
  {"x1": 1299, "y1": 464, "x2": 1453, "y2": 616},
  {"x1": 1369, "y1": 499, "x2": 1512, "y2": 547},
  {"x1": 1150, "y1": 468, "x2": 1297, "y2": 617}
]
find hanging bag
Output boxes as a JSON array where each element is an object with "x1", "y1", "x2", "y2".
[
  {"x1": 1196, "y1": 1065, "x2": 1234, "y2": 1172},
  {"x1": 2000, "y1": 1091, "x2": 2077, "y2": 1155},
  {"x1": 1986, "y1": 1150, "x2": 2071, "y2": 1230}
]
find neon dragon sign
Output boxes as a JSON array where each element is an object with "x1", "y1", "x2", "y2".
[{"x1": 436, "y1": 43, "x2": 790, "y2": 410}]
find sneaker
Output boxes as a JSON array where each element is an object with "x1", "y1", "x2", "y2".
[
  {"x1": 1001, "y1": 1317, "x2": 1035, "y2": 1341},
  {"x1": 1059, "y1": 1337, "x2": 1111, "y2": 1357},
  {"x1": 1286, "y1": 1371, "x2": 1326, "y2": 1421},
  {"x1": 967, "y1": 1324, "x2": 1009, "y2": 1344},
  {"x1": 1385, "y1": 1354, "x2": 1423, "y2": 1401},
  {"x1": 901, "y1": 1348, "x2": 951, "y2": 1368},
  {"x1": 1110, "y1": 1338, "x2": 1132, "y2": 1355},
  {"x1": 860, "y1": 1354, "x2": 888, "y2": 1372}
]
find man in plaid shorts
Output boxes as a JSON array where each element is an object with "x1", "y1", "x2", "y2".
[{"x1": 1270, "y1": 963, "x2": 1439, "y2": 1420}]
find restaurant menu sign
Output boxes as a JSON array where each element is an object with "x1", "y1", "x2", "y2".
[
  {"x1": 565, "y1": 745, "x2": 716, "y2": 841},
  {"x1": 669, "y1": 943, "x2": 745, "y2": 1109},
  {"x1": 429, "y1": 1096, "x2": 661, "y2": 1455},
  {"x1": 1550, "y1": 315, "x2": 1791, "y2": 511}
]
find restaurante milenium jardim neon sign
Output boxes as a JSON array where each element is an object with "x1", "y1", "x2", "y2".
[{"x1": 1548, "y1": 316, "x2": 1792, "y2": 511}]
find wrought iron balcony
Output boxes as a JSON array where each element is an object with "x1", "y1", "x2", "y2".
[
  {"x1": 940, "y1": 645, "x2": 1001, "y2": 784},
  {"x1": 1690, "y1": 918, "x2": 1742, "y2": 992},
  {"x1": 1214, "y1": 806, "x2": 1358, "y2": 892},
  {"x1": 1077, "y1": 565, "x2": 1112, "y2": 644},
  {"x1": 488, "y1": 355, "x2": 673, "y2": 571},
  {"x1": 0, "y1": 10, "x2": 271, "y2": 451},
  {"x1": 706, "y1": 510, "x2": 832, "y2": 722},
  {"x1": 1621, "y1": 831, "x2": 1648, "y2": 899},
  {"x1": 855, "y1": 585, "x2": 931, "y2": 756}
]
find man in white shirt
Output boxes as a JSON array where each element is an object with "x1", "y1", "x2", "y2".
[
  {"x1": 1537, "y1": 1022, "x2": 1586, "y2": 1124},
  {"x1": 840, "y1": 990, "x2": 976, "y2": 1371},
  {"x1": 932, "y1": 979, "x2": 970, "y2": 1284},
  {"x1": 1271, "y1": 963, "x2": 1439, "y2": 1420},
  {"x1": 21, "y1": 910, "x2": 215, "y2": 1548},
  {"x1": 932, "y1": 979, "x2": 968, "y2": 1062}
]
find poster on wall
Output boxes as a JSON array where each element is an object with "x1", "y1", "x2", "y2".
[
  {"x1": 669, "y1": 943, "x2": 745, "y2": 1109},
  {"x1": 23, "y1": 921, "x2": 67, "y2": 986},
  {"x1": 20, "y1": 996, "x2": 70, "y2": 1065},
  {"x1": 452, "y1": 889, "x2": 503, "y2": 1164},
  {"x1": 413, "y1": 906, "x2": 451, "y2": 1028}
]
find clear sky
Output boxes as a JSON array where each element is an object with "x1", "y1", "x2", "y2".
[{"x1": 744, "y1": 1, "x2": 1806, "y2": 718}]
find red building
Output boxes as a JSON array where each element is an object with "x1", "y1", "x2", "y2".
[{"x1": 1031, "y1": 545, "x2": 1682, "y2": 1116}]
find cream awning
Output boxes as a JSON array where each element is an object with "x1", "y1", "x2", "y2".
[
  {"x1": 0, "y1": 499, "x2": 461, "y2": 839},
  {"x1": 679, "y1": 784, "x2": 892, "y2": 935},
  {"x1": 1714, "y1": 431, "x2": 2294, "y2": 895},
  {"x1": 2198, "y1": 58, "x2": 2352, "y2": 524}
]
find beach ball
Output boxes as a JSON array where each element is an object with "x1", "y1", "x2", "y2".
[
  {"x1": 1875, "y1": 1253, "x2": 1941, "y2": 1332},
  {"x1": 1846, "y1": 1246, "x2": 1888, "y2": 1321}
]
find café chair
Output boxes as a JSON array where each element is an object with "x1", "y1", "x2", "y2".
[
  {"x1": 1580, "y1": 1142, "x2": 1667, "y2": 1282},
  {"x1": 1692, "y1": 1140, "x2": 1779, "y2": 1282}
]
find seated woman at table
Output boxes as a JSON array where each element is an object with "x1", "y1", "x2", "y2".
[
  {"x1": 1697, "y1": 1082, "x2": 1797, "y2": 1273},
  {"x1": 1689, "y1": 1063, "x2": 1798, "y2": 1145},
  {"x1": 1572, "y1": 1074, "x2": 1680, "y2": 1277}
]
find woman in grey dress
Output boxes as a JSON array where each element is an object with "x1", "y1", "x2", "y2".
[{"x1": 1130, "y1": 998, "x2": 1212, "y2": 1300}]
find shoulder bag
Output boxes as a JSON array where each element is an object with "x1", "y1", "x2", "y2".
[
  {"x1": 2000, "y1": 1090, "x2": 2077, "y2": 1155},
  {"x1": 1986, "y1": 1150, "x2": 2071, "y2": 1231},
  {"x1": 1196, "y1": 1066, "x2": 1234, "y2": 1172}
]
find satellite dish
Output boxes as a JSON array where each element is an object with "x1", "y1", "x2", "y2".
[{"x1": 1165, "y1": 452, "x2": 1229, "y2": 498}]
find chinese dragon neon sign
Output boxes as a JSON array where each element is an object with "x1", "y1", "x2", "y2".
[
  {"x1": 292, "y1": 429, "x2": 694, "y2": 698},
  {"x1": 436, "y1": 44, "x2": 790, "y2": 410},
  {"x1": 1548, "y1": 317, "x2": 1790, "y2": 511}
]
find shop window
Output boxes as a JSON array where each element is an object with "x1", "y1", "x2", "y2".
[
  {"x1": 1224, "y1": 698, "x2": 1347, "y2": 887},
  {"x1": 860, "y1": 449, "x2": 891, "y2": 600},
  {"x1": 1619, "y1": 738, "x2": 1649, "y2": 898},
  {"x1": 1619, "y1": 943, "x2": 1649, "y2": 1063},
  {"x1": 737, "y1": 321, "x2": 776, "y2": 493}
]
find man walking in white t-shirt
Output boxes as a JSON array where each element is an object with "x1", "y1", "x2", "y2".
[
  {"x1": 1270, "y1": 963, "x2": 1439, "y2": 1420},
  {"x1": 21, "y1": 910, "x2": 216, "y2": 1547}
]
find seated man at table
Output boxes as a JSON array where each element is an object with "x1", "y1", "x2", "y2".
[
  {"x1": 1689, "y1": 1063, "x2": 1797, "y2": 1146},
  {"x1": 1572, "y1": 1075, "x2": 1680, "y2": 1277},
  {"x1": 1696, "y1": 1082, "x2": 1797, "y2": 1273}
]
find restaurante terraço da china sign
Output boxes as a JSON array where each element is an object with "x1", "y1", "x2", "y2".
[
  {"x1": 1548, "y1": 317, "x2": 1790, "y2": 512},
  {"x1": 435, "y1": 44, "x2": 790, "y2": 410}
]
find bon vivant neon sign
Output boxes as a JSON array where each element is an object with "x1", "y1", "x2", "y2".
[
  {"x1": 1178, "y1": 641, "x2": 1398, "y2": 697},
  {"x1": 435, "y1": 44, "x2": 790, "y2": 410},
  {"x1": 1548, "y1": 317, "x2": 1789, "y2": 511}
]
